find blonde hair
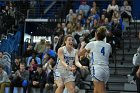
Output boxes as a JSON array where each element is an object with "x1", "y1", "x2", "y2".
[{"x1": 96, "y1": 26, "x2": 107, "y2": 40}]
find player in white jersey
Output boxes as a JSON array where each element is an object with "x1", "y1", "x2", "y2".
[
  {"x1": 54, "y1": 35, "x2": 85, "y2": 93},
  {"x1": 79, "y1": 26, "x2": 112, "y2": 93}
]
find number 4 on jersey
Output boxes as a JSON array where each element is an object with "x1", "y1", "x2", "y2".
[{"x1": 101, "y1": 47, "x2": 105, "y2": 56}]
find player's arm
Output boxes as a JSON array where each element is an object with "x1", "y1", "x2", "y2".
[
  {"x1": 78, "y1": 41, "x2": 90, "y2": 57},
  {"x1": 75, "y1": 51, "x2": 83, "y2": 68},
  {"x1": 58, "y1": 47, "x2": 67, "y2": 68}
]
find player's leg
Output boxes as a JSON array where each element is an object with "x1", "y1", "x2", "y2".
[
  {"x1": 65, "y1": 81, "x2": 75, "y2": 93},
  {"x1": 54, "y1": 78, "x2": 64, "y2": 93}
]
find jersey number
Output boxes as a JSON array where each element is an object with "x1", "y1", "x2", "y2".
[{"x1": 101, "y1": 47, "x2": 105, "y2": 56}]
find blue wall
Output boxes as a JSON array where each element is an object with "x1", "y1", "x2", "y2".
[{"x1": 133, "y1": 0, "x2": 140, "y2": 19}]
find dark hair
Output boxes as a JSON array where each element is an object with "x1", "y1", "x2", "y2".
[
  {"x1": 0, "y1": 51, "x2": 3, "y2": 54},
  {"x1": 20, "y1": 62, "x2": 25, "y2": 66},
  {"x1": 29, "y1": 58, "x2": 37, "y2": 65},
  {"x1": 96, "y1": 26, "x2": 106, "y2": 40},
  {"x1": 0, "y1": 64, "x2": 3, "y2": 69},
  {"x1": 61, "y1": 34, "x2": 73, "y2": 46}
]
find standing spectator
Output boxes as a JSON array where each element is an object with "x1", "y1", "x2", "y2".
[
  {"x1": 120, "y1": 0, "x2": 132, "y2": 22},
  {"x1": 91, "y1": 1, "x2": 99, "y2": 14},
  {"x1": 53, "y1": 36, "x2": 59, "y2": 52},
  {"x1": 66, "y1": 9, "x2": 75, "y2": 23},
  {"x1": 0, "y1": 64, "x2": 10, "y2": 93},
  {"x1": 34, "y1": 38, "x2": 46, "y2": 58},
  {"x1": 62, "y1": 23, "x2": 67, "y2": 35},
  {"x1": 78, "y1": 0, "x2": 90, "y2": 17},
  {"x1": 10, "y1": 62, "x2": 29, "y2": 93},
  {"x1": 110, "y1": 18, "x2": 122, "y2": 48},
  {"x1": 107, "y1": 0, "x2": 119, "y2": 22},
  {"x1": 28, "y1": 65, "x2": 46, "y2": 93}
]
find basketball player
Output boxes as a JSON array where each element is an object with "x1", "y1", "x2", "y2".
[
  {"x1": 79, "y1": 26, "x2": 112, "y2": 93},
  {"x1": 54, "y1": 35, "x2": 85, "y2": 93}
]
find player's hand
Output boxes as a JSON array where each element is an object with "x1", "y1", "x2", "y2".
[
  {"x1": 136, "y1": 69, "x2": 140, "y2": 78},
  {"x1": 80, "y1": 66, "x2": 88, "y2": 69},
  {"x1": 81, "y1": 41, "x2": 86, "y2": 47}
]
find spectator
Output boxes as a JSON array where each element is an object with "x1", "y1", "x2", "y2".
[
  {"x1": 78, "y1": 0, "x2": 90, "y2": 17},
  {"x1": 91, "y1": 1, "x2": 99, "y2": 14},
  {"x1": 110, "y1": 18, "x2": 122, "y2": 48},
  {"x1": 44, "y1": 52, "x2": 57, "y2": 93},
  {"x1": 10, "y1": 62, "x2": 29, "y2": 93},
  {"x1": 99, "y1": 14, "x2": 105, "y2": 26},
  {"x1": 89, "y1": 8, "x2": 100, "y2": 26},
  {"x1": 24, "y1": 43, "x2": 35, "y2": 58},
  {"x1": 28, "y1": 65, "x2": 46, "y2": 93},
  {"x1": 45, "y1": 70, "x2": 56, "y2": 93},
  {"x1": 27, "y1": 51, "x2": 41, "y2": 67},
  {"x1": 54, "y1": 23, "x2": 61, "y2": 36},
  {"x1": 66, "y1": 23, "x2": 74, "y2": 35},
  {"x1": 107, "y1": 0, "x2": 119, "y2": 22},
  {"x1": 0, "y1": 64, "x2": 10, "y2": 93},
  {"x1": 120, "y1": 0, "x2": 132, "y2": 22},
  {"x1": 62, "y1": 23, "x2": 67, "y2": 35},
  {"x1": 66, "y1": 9, "x2": 75, "y2": 23},
  {"x1": 0, "y1": 51, "x2": 11, "y2": 75},
  {"x1": 34, "y1": 38, "x2": 46, "y2": 58},
  {"x1": 12, "y1": 56, "x2": 20, "y2": 73},
  {"x1": 53, "y1": 36, "x2": 59, "y2": 52}
]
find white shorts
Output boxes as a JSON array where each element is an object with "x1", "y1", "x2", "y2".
[
  {"x1": 54, "y1": 69, "x2": 75, "y2": 84},
  {"x1": 90, "y1": 65, "x2": 110, "y2": 84}
]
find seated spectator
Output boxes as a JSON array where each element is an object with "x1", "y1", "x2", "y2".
[
  {"x1": 72, "y1": 64, "x2": 83, "y2": 93},
  {"x1": 0, "y1": 64, "x2": 10, "y2": 93},
  {"x1": 12, "y1": 56, "x2": 20, "y2": 73},
  {"x1": 45, "y1": 69, "x2": 56, "y2": 93},
  {"x1": 66, "y1": 23, "x2": 74, "y2": 35},
  {"x1": 107, "y1": 0, "x2": 119, "y2": 22},
  {"x1": 0, "y1": 51, "x2": 11, "y2": 75},
  {"x1": 27, "y1": 51, "x2": 41, "y2": 67},
  {"x1": 83, "y1": 18, "x2": 91, "y2": 30},
  {"x1": 28, "y1": 65, "x2": 46, "y2": 93},
  {"x1": 28, "y1": 58, "x2": 38, "y2": 72},
  {"x1": 120, "y1": 0, "x2": 132, "y2": 22},
  {"x1": 28, "y1": 58, "x2": 38, "y2": 80},
  {"x1": 43, "y1": 49, "x2": 57, "y2": 71},
  {"x1": 99, "y1": 14, "x2": 105, "y2": 26},
  {"x1": 88, "y1": 8, "x2": 100, "y2": 26},
  {"x1": 10, "y1": 62, "x2": 29, "y2": 93},
  {"x1": 24, "y1": 43, "x2": 35, "y2": 58},
  {"x1": 78, "y1": 0, "x2": 90, "y2": 17}
]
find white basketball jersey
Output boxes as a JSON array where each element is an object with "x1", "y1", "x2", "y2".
[
  {"x1": 85, "y1": 41, "x2": 111, "y2": 66},
  {"x1": 56, "y1": 46, "x2": 77, "y2": 69}
]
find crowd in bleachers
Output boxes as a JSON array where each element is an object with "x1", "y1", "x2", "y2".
[{"x1": 0, "y1": 0, "x2": 133, "y2": 93}]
